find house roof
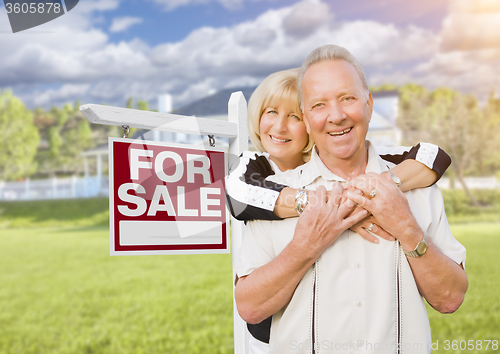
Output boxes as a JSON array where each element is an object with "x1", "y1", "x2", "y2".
[{"x1": 371, "y1": 90, "x2": 399, "y2": 99}]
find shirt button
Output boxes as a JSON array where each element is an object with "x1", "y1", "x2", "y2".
[
  {"x1": 356, "y1": 301, "x2": 362, "y2": 307},
  {"x1": 355, "y1": 263, "x2": 361, "y2": 268}
]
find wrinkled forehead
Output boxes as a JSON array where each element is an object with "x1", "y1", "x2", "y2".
[{"x1": 302, "y1": 59, "x2": 368, "y2": 98}]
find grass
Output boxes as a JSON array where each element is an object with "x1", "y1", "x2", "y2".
[
  {"x1": 0, "y1": 198, "x2": 109, "y2": 229},
  {"x1": 0, "y1": 226, "x2": 234, "y2": 354},
  {"x1": 0, "y1": 197, "x2": 499, "y2": 353},
  {"x1": 1, "y1": 223, "x2": 499, "y2": 353},
  {"x1": 427, "y1": 223, "x2": 500, "y2": 353},
  {"x1": 1, "y1": 189, "x2": 499, "y2": 229}
]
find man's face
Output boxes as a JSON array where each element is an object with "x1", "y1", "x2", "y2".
[{"x1": 301, "y1": 59, "x2": 373, "y2": 165}]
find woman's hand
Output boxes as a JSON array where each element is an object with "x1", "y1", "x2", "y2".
[{"x1": 350, "y1": 214, "x2": 395, "y2": 244}]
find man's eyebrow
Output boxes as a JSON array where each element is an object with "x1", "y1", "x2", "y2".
[
  {"x1": 307, "y1": 94, "x2": 327, "y2": 103},
  {"x1": 307, "y1": 90, "x2": 355, "y2": 104},
  {"x1": 337, "y1": 89, "x2": 356, "y2": 97}
]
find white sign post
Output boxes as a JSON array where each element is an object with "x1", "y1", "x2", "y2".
[{"x1": 80, "y1": 91, "x2": 249, "y2": 353}]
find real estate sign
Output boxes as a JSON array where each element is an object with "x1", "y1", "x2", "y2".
[{"x1": 109, "y1": 137, "x2": 229, "y2": 256}]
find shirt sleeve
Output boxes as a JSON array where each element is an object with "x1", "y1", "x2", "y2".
[
  {"x1": 376, "y1": 143, "x2": 451, "y2": 183},
  {"x1": 235, "y1": 220, "x2": 277, "y2": 278},
  {"x1": 418, "y1": 186, "x2": 466, "y2": 266},
  {"x1": 225, "y1": 151, "x2": 287, "y2": 221}
]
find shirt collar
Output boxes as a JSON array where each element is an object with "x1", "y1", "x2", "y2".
[{"x1": 295, "y1": 141, "x2": 387, "y2": 186}]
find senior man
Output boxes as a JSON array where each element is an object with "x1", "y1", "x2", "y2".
[{"x1": 234, "y1": 44, "x2": 468, "y2": 354}]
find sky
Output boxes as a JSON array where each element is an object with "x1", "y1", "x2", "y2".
[{"x1": 0, "y1": 0, "x2": 499, "y2": 110}]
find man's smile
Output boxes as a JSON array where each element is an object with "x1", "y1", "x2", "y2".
[{"x1": 328, "y1": 127, "x2": 353, "y2": 137}]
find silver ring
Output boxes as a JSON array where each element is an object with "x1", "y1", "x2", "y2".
[
  {"x1": 369, "y1": 189, "x2": 378, "y2": 198},
  {"x1": 366, "y1": 223, "x2": 375, "y2": 232}
]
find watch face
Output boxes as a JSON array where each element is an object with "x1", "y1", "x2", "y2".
[
  {"x1": 416, "y1": 241, "x2": 428, "y2": 255},
  {"x1": 385, "y1": 171, "x2": 401, "y2": 186}
]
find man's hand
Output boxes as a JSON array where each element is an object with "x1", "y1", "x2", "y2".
[
  {"x1": 342, "y1": 183, "x2": 395, "y2": 244},
  {"x1": 292, "y1": 183, "x2": 369, "y2": 261},
  {"x1": 345, "y1": 172, "x2": 468, "y2": 314},
  {"x1": 345, "y1": 173, "x2": 423, "y2": 251}
]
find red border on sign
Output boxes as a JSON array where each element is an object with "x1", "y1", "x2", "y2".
[{"x1": 109, "y1": 138, "x2": 229, "y2": 255}]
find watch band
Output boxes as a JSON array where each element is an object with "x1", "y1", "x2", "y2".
[
  {"x1": 404, "y1": 234, "x2": 428, "y2": 258},
  {"x1": 382, "y1": 170, "x2": 401, "y2": 187},
  {"x1": 295, "y1": 187, "x2": 308, "y2": 216}
]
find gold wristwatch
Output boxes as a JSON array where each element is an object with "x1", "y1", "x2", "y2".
[{"x1": 404, "y1": 234, "x2": 428, "y2": 258}]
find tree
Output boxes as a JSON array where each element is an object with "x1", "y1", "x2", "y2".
[
  {"x1": 369, "y1": 83, "x2": 399, "y2": 92},
  {"x1": 35, "y1": 103, "x2": 95, "y2": 177},
  {"x1": 398, "y1": 84, "x2": 499, "y2": 207},
  {"x1": 60, "y1": 116, "x2": 94, "y2": 173},
  {"x1": 126, "y1": 97, "x2": 133, "y2": 109},
  {"x1": 482, "y1": 90, "x2": 500, "y2": 173},
  {"x1": 136, "y1": 100, "x2": 149, "y2": 111},
  {"x1": 0, "y1": 90, "x2": 40, "y2": 180}
]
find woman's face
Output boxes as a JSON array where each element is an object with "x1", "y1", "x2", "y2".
[{"x1": 259, "y1": 101, "x2": 309, "y2": 171}]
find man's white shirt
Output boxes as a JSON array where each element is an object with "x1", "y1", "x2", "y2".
[{"x1": 236, "y1": 142, "x2": 466, "y2": 354}]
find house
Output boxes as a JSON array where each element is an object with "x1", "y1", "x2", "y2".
[{"x1": 368, "y1": 90, "x2": 401, "y2": 147}]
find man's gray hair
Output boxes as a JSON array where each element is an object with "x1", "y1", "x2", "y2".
[{"x1": 298, "y1": 44, "x2": 369, "y2": 110}]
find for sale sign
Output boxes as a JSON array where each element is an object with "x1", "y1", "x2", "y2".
[{"x1": 109, "y1": 137, "x2": 229, "y2": 256}]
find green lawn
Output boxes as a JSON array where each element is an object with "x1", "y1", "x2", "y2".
[
  {"x1": 0, "y1": 198, "x2": 109, "y2": 229},
  {"x1": 427, "y1": 223, "x2": 500, "y2": 353},
  {"x1": 0, "y1": 226, "x2": 234, "y2": 354},
  {"x1": 0, "y1": 220, "x2": 499, "y2": 353}
]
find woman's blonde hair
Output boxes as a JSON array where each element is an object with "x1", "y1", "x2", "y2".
[{"x1": 247, "y1": 68, "x2": 314, "y2": 156}]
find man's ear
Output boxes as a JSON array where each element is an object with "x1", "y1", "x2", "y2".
[{"x1": 367, "y1": 92, "x2": 374, "y2": 123}]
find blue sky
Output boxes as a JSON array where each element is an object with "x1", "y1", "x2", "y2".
[
  {"x1": 106, "y1": 0, "x2": 301, "y2": 45},
  {"x1": 104, "y1": 0, "x2": 448, "y2": 45},
  {"x1": 0, "y1": 0, "x2": 499, "y2": 110}
]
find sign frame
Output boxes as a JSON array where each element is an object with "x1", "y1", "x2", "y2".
[{"x1": 109, "y1": 137, "x2": 230, "y2": 256}]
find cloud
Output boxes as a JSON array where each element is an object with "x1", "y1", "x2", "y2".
[
  {"x1": 451, "y1": 0, "x2": 500, "y2": 13},
  {"x1": 149, "y1": 3, "x2": 437, "y2": 81},
  {"x1": 440, "y1": 0, "x2": 500, "y2": 51},
  {"x1": 0, "y1": 0, "x2": 438, "y2": 108},
  {"x1": 393, "y1": 0, "x2": 500, "y2": 99},
  {"x1": 29, "y1": 84, "x2": 92, "y2": 108},
  {"x1": 411, "y1": 49, "x2": 500, "y2": 99},
  {"x1": 110, "y1": 16, "x2": 143, "y2": 33},
  {"x1": 1, "y1": 0, "x2": 497, "y2": 111},
  {"x1": 282, "y1": 0, "x2": 332, "y2": 39}
]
